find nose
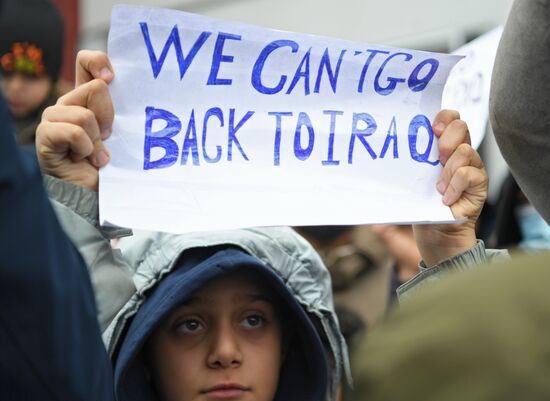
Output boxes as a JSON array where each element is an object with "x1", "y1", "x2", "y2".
[{"x1": 206, "y1": 322, "x2": 243, "y2": 369}]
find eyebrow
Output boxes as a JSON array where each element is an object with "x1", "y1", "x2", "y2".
[
  {"x1": 180, "y1": 293, "x2": 275, "y2": 306},
  {"x1": 180, "y1": 296, "x2": 201, "y2": 306},
  {"x1": 243, "y1": 293, "x2": 275, "y2": 305}
]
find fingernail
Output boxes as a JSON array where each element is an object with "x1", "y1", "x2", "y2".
[
  {"x1": 434, "y1": 122, "x2": 446, "y2": 133},
  {"x1": 100, "y1": 67, "x2": 112, "y2": 80},
  {"x1": 95, "y1": 150, "x2": 109, "y2": 166},
  {"x1": 442, "y1": 194, "x2": 451, "y2": 205},
  {"x1": 436, "y1": 180, "x2": 447, "y2": 194},
  {"x1": 100, "y1": 127, "x2": 112, "y2": 139},
  {"x1": 440, "y1": 155, "x2": 448, "y2": 165}
]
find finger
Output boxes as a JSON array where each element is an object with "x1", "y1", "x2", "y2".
[
  {"x1": 438, "y1": 119, "x2": 471, "y2": 165},
  {"x1": 41, "y1": 104, "x2": 110, "y2": 167},
  {"x1": 442, "y1": 166, "x2": 488, "y2": 208},
  {"x1": 88, "y1": 141, "x2": 110, "y2": 167},
  {"x1": 37, "y1": 121, "x2": 95, "y2": 162},
  {"x1": 75, "y1": 50, "x2": 114, "y2": 87},
  {"x1": 42, "y1": 105, "x2": 101, "y2": 145},
  {"x1": 432, "y1": 109, "x2": 460, "y2": 137},
  {"x1": 57, "y1": 79, "x2": 114, "y2": 140},
  {"x1": 436, "y1": 143, "x2": 483, "y2": 195}
]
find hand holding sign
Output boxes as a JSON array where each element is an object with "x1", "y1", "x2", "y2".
[
  {"x1": 413, "y1": 109, "x2": 488, "y2": 267},
  {"x1": 37, "y1": 51, "x2": 115, "y2": 191}
]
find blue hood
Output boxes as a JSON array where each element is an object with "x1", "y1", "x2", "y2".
[{"x1": 114, "y1": 247, "x2": 328, "y2": 401}]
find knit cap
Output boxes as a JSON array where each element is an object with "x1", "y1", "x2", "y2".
[{"x1": 0, "y1": 0, "x2": 64, "y2": 80}]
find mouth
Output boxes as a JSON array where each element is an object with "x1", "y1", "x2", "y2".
[
  {"x1": 201, "y1": 383, "x2": 250, "y2": 399},
  {"x1": 8, "y1": 101, "x2": 25, "y2": 113}
]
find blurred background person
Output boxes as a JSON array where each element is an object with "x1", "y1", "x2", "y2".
[
  {"x1": 371, "y1": 224, "x2": 422, "y2": 295},
  {"x1": 0, "y1": 0, "x2": 64, "y2": 148},
  {"x1": 295, "y1": 226, "x2": 390, "y2": 349},
  {"x1": 488, "y1": 173, "x2": 550, "y2": 252}
]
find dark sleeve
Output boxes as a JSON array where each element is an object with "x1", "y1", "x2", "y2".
[
  {"x1": 489, "y1": 0, "x2": 550, "y2": 223},
  {"x1": 0, "y1": 95, "x2": 114, "y2": 400}
]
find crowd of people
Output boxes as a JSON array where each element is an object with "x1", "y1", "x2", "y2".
[{"x1": 2, "y1": 0, "x2": 550, "y2": 400}]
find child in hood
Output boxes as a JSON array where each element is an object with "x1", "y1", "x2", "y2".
[{"x1": 104, "y1": 229, "x2": 345, "y2": 401}]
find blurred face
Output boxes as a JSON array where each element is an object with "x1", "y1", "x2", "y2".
[
  {"x1": 146, "y1": 270, "x2": 284, "y2": 401},
  {"x1": 1, "y1": 72, "x2": 52, "y2": 118}
]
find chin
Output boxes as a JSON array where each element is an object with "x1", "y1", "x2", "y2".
[{"x1": 10, "y1": 108, "x2": 31, "y2": 119}]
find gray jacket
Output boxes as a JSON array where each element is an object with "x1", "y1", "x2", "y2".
[
  {"x1": 397, "y1": 240, "x2": 509, "y2": 301},
  {"x1": 44, "y1": 175, "x2": 351, "y2": 397}
]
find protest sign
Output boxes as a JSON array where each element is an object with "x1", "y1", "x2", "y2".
[
  {"x1": 442, "y1": 26, "x2": 503, "y2": 149},
  {"x1": 100, "y1": 5, "x2": 463, "y2": 233}
]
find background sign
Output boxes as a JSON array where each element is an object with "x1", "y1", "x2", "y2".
[{"x1": 443, "y1": 27, "x2": 503, "y2": 149}]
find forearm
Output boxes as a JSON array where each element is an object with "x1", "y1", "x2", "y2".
[{"x1": 44, "y1": 175, "x2": 136, "y2": 332}]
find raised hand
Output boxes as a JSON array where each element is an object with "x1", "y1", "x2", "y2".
[
  {"x1": 36, "y1": 51, "x2": 114, "y2": 190},
  {"x1": 413, "y1": 109, "x2": 488, "y2": 267}
]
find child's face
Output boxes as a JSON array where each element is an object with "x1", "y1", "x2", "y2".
[
  {"x1": 1, "y1": 73, "x2": 52, "y2": 118},
  {"x1": 146, "y1": 270, "x2": 284, "y2": 401}
]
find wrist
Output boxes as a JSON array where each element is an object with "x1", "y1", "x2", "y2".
[{"x1": 413, "y1": 223, "x2": 477, "y2": 268}]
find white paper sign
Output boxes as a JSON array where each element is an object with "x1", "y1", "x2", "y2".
[
  {"x1": 100, "y1": 5, "x2": 462, "y2": 234},
  {"x1": 442, "y1": 27, "x2": 503, "y2": 149}
]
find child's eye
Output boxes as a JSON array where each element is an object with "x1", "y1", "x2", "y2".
[
  {"x1": 175, "y1": 319, "x2": 203, "y2": 333},
  {"x1": 241, "y1": 314, "x2": 265, "y2": 329}
]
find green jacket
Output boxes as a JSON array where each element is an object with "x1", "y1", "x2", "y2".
[{"x1": 349, "y1": 250, "x2": 550, "y2": 401}]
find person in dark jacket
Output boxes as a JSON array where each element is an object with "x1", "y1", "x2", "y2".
[{"x1": 0, "y1": 94, "x2": 113, "y2": 398}]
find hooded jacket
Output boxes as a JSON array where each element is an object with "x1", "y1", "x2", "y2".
[
  {"x1": 0, "y1": 91, "x2": 112, "y2": 401},
  {"x1": 44, "y1": 175, "x2": 351, "y2": 401}
]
